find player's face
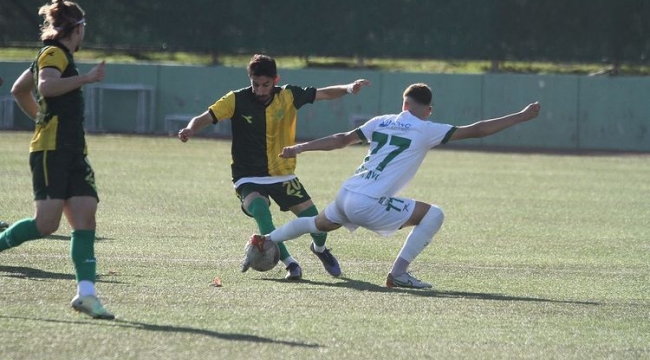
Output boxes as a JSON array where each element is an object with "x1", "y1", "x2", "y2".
[{"x1": 250, "y1": 75, "x2": 276, "y2": 103}]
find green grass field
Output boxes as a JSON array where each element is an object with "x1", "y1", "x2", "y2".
[{"x1": 0, "y1": 131, "x2": 648, "y2": 360}]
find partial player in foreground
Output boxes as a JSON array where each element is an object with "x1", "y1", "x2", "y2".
[
  {"x1": 0, "y1": 78, "x2": 6, "y2": 232},
  {"x1": 4, "y1": 0, "x2": 114, "y2": 319},
  {"x1": 178, "y1": 54, "x2": 370, "y2": 280},
  {"x1": 245, "y1": 83, "x2": 541, "y2": 288}
]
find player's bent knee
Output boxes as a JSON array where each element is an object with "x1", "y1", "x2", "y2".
[
  {"x1": 36, "y1": 220, "x2": 59, "y2": 236},
  {"x1": 425, "y1": 205, "x2": 444, "y2": 229}
]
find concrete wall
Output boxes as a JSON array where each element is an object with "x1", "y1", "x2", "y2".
[{"x1": 1, "y1": 61, "x2": 648, "y2": 152}]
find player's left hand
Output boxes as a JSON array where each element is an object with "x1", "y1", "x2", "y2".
[
  {"x1": 348, "y1": 79, "x2": 371, "y2": 94},
  {"x1": 278, "y1": 145, "x2": 301, "y2": 158},
  {"x1": 83, "y1": 61, "x2": 105, "y2": 84},
  {"x1": 521, "y1": 101, "x2": 541, "y2": 121}
]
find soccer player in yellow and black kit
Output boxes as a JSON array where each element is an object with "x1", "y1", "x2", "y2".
[
  {"x1": 179, "y1": 54, "x2": 370, "y2": 280},
  {"x1": 5, "y1": 0, "x2": 114, "y2": 319}
]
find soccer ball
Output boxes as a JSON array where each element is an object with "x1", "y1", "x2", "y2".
[{"x1": 244, "y1": 237, "x2": 280, "y2": 272}]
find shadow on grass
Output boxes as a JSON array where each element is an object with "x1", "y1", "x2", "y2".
[
  {"x1": 0, "y1": 315, "x2": 320, "y2": 348},
  {"x1": 0, "y1": 265, "x2": 124, "y2": 284},
  {"x1": 43, "y1": 234, "x2": 112, "y2": 241},
  {"x1": 0, "y1": 233, "x2": 113, "y2": 241},
  {"x1": 113, "y1": 319, "x2": 320, "y2": 347},
  {"x1": 0, "y1": 265, "x2": 75, "y2": 280},
  {"x1": 258, "y1": 276, "x2": 600, "y2": 306}
]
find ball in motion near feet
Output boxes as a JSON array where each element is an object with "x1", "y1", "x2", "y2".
[{"x1": 245, "y1": 237, "x2": 280, "y2": 272}]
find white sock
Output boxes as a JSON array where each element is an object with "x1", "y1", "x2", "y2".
[
  {"x1": 390, "y1": 258, "x2": 410, "y2": 277},
  {"x1": 391, "y1": 205, "x2": 444, "y2": 274},
  {"x1": 268, "y1": 217, "x2": 318, "y2": 242},
  {"x1": 77, "y1": 280, "x2": 97, "y2": 297},
  {"x1": 311, "y1": 243, "x2": 326, "y2": 253}
]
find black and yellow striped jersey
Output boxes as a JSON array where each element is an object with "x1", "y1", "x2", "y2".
[
  {"x1": 29, "y1": 39, "x2": 87, "y2": 154},
  {"x1": 208, "y1": 85, "x2": 317, "y2": 182}
]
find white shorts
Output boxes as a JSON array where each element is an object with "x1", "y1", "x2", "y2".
[{"x1": 323, "y1": 187, "x2": 415, "y2": 237}]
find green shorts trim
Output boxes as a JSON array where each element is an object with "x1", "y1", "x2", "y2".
[
  {"x1": 236, "y1": 178, "x2": 312, "y2": 216},
  {"x1": 30, "y1": 150, "x2": 99, "y2": 201}
]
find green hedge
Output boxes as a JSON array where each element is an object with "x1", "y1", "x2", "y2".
[{"x1": 2, "y1": 0, "x2": 648, "y2": 64}]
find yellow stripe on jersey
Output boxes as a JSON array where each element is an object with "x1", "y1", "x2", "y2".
[
  {"x1": 265, "y1": 90, "x2": 298, "y2": 176},
  {"x1": 38, "y1": 46, "x2": 69, "y2": 72},
  {"x1": 30, "y1": 116, "x2": 59, "y2": 152},
  {"x1": 43, "y1": 151, "x2": 49, "y2": 187}
]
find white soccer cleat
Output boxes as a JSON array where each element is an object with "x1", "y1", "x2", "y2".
[
  {"x1": 386, "y1": 272, "x2": 433, "y2": 289},
  {"x1": 71, "y1": 295, "x2": 115, "y2": 320}
]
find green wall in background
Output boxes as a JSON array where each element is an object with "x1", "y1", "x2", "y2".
[
  {"x1": 1, "y1": 61, "x2": 648, "y2": 152},
  {"x1": 578, "y1": 77, "x2": 650, "y2": 152}
]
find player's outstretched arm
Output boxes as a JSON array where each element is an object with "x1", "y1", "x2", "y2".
[
  {"x1": 449, "y1": 102, "x2": 541, "y2": 142},
  {"x1": 279, "y1": 130, "x2": 362, "y2": 158},
  {"x1": 315, "y1": 79, "x2": 371, "y2": 100}
]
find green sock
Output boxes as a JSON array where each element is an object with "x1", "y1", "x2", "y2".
[
  {"x1": 0, "y1": 218, "x2": 42, "y2": 252},
  {"x1": 298, "y1": 206, "x2": 327, "y2": 247},
  {"x1": 247, "y1": 197, "x2": 276, "y2": 234},
  {"x1": 70, "y1": 230, "x2": 96, "y2": 283},
  {"x1": 246, "y1": 197, "x2": 290, "y2": 261}
]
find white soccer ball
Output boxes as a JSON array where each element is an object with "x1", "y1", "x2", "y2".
[{"x1": 244, "y1": 238, "x2": 280, "y2": 272}]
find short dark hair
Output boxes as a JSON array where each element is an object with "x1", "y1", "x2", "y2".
[
  {"x1": 247, "y1": 54, "x2": 277, "y2": 78},
  {"x1": 403, "y1": 83, "x2": 432, "y2": 106}
]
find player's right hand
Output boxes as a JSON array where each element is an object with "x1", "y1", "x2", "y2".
[{"x1": 178, "y1": 128, "x2": 193, "y2": 142}]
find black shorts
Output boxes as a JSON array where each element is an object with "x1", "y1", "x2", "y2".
[
  {"x1": 236, "y1": 178, "x2": 312, "y2": 216},
  {"x1": 30, "y1": 150, "x2": 99, "y2": 201}
]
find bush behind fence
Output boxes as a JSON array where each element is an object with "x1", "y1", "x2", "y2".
[{"x1": 1, "y1": 0, "x2": 649, "y2": 64}]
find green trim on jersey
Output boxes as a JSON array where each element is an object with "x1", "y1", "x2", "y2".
[
  {"x1": 355, "y1": 128, "x2": 368, "y2": 144},
  {"x1": 441, "y1": 126, "x2": 458, "y2": 144},
  {"x1": 29, "y1": 39, "x2": 87, "y2": 153},
  {"x1": 208, "y1": 85, "x2": 317, "y2": 182}
]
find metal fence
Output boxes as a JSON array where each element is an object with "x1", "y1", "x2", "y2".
[{"x1": 2, "y1": 0, "x2": 649, "y2": 65}]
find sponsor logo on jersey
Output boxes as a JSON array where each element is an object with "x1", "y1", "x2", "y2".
[
  {"x1": 273, "y1": 109, "x2": 285, "y2": 121},
  {"x1": 378, "y1": 119, "x2": 412, "y2": 130}
]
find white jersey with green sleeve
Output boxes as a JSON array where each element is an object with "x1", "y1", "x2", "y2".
[{"x1": 341, "y1": 111, "x2": 456, "y2": 198}]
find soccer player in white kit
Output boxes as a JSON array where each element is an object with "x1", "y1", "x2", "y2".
[{"x1": 246, "y1": 83, "x2": 541, "y2": 288}]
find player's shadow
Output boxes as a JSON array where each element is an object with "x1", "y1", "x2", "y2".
[
  {"x1": 0, "y1": 265, "x2": 75, "y2": 280},
  {"x1": 0, "y1": 265, "x2": 123, "y2": 284},
  {"x1": 0, "y1": 315, "x2": 320, "y2": 348},
  {"x1": 43, "y1": 234, "x2": 71, "y2": 240},
  {"x1": 259, "y1": 276, "x2": 600, "y2": 306},
  {"x1": 43, "y1": 234, "x2": 112, "y2": 241},
  {"x1": 113, "y1": 319, "x2": 320, "y2": 347}
]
